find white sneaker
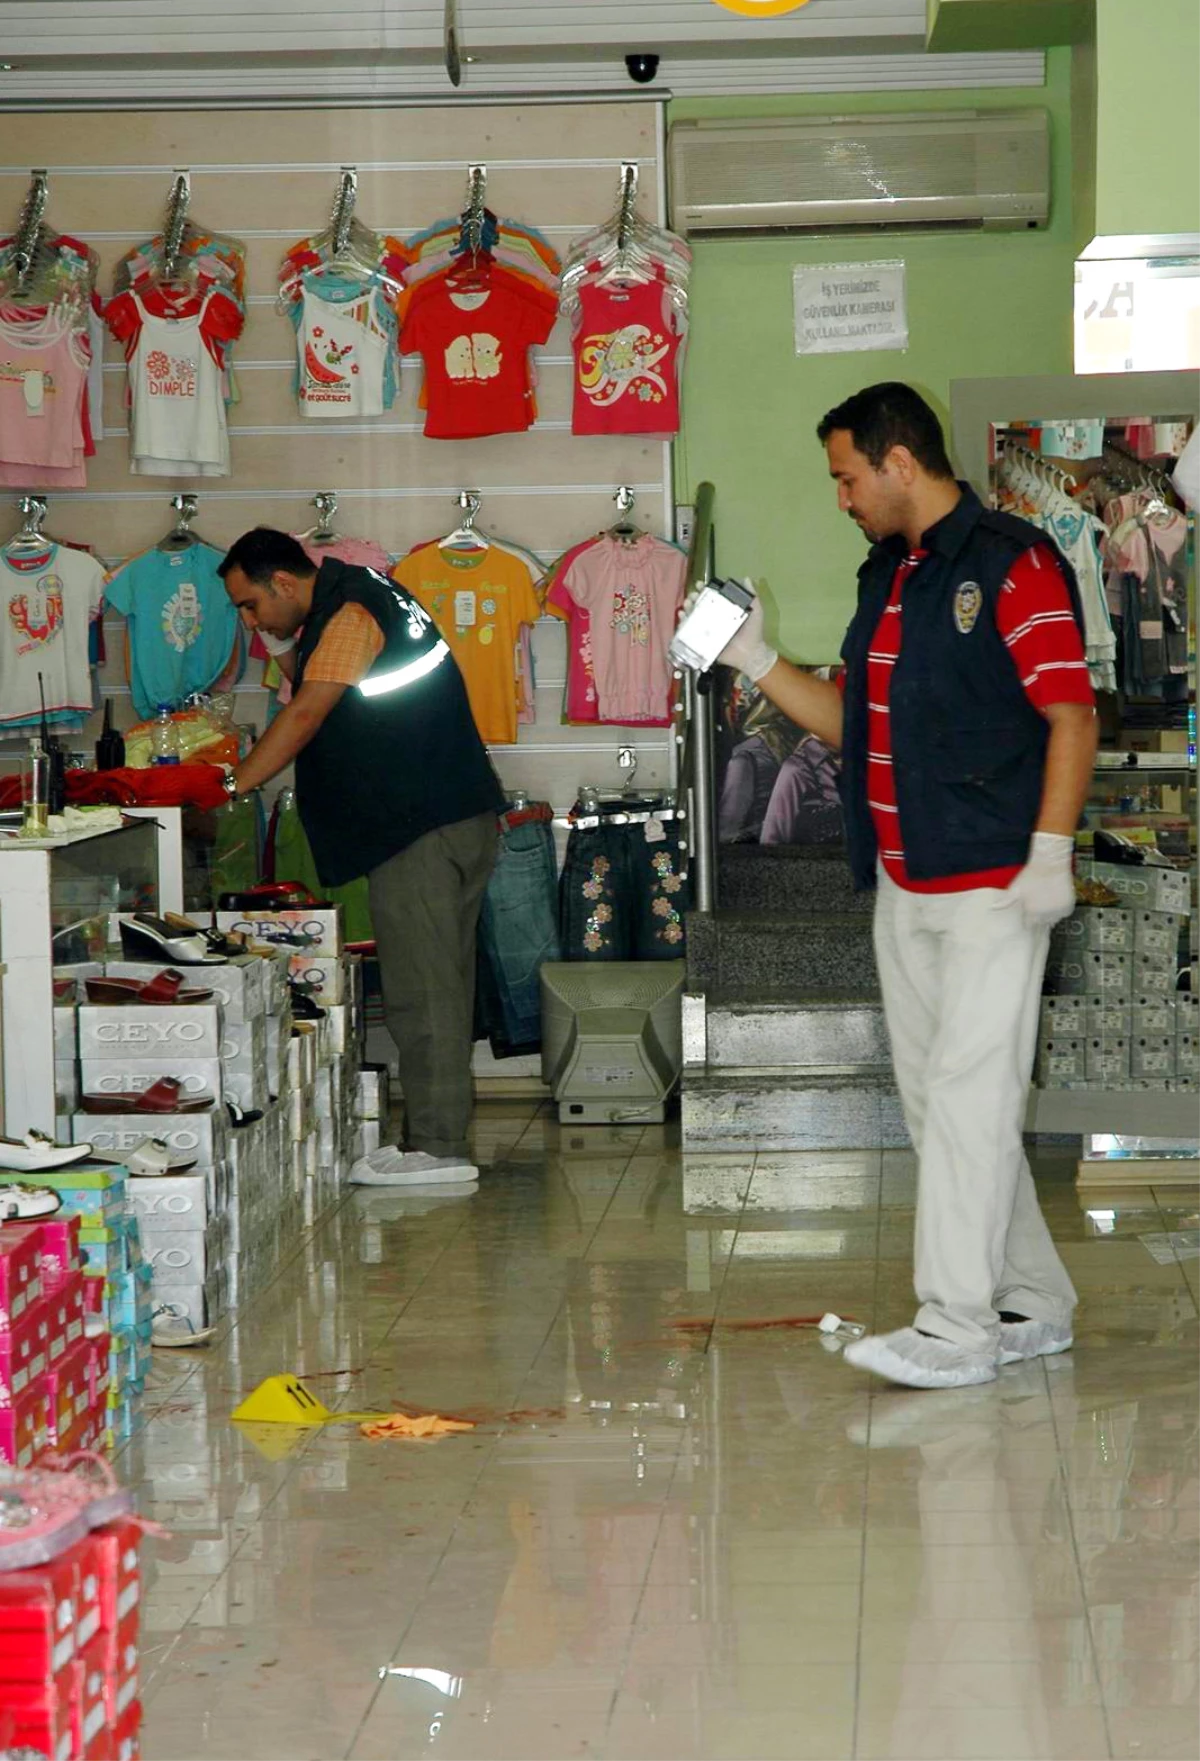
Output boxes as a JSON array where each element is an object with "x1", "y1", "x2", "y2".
[
  {"x1": 349, "y1": 1148, "x2": 480, "y2": 1187},
  {"x1": 0, "y1": 1182, "x2": 63, "y2": 1220},
  {"x1": 998, "y1": 1318, "x2": 1074, "y2": 1366},
  {"x1": 843, "y1": 1326, "x2": 997, "y2": 1390}
]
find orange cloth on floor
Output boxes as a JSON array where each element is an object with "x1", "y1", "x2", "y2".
[{"x1": 359, "y1": 1411, "x2": 475, "y2": 1440}]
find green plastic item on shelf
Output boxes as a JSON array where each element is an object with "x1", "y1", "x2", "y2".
[{"x1": 272, "y1": 795, "x2": 375, "y2": 943}]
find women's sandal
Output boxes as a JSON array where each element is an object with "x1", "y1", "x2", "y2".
[
  {"x1": 86, "y1": 969, "x2": 214, "y2": 1006},
  {"x1": 124, "y1": 1137, "x2": 198, "y2": 1177},
  {"x1": 0, "y1": 1131, "x2": 93, "y2": 1173},
  {"x1": 162, "y1": 913, "x2": 248, "y2": 957},
  {"x1": 81, "y1": 1077, "x2": 214, "y2": 1115},
  {"x1": 117, "y1": 914, "x2": 226, "y2": 967}
]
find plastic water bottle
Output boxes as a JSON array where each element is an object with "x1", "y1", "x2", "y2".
[{"x1": 151, "y1": 704, "x2": 180, "y2": 765}]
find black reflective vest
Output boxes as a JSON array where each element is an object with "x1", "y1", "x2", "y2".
[
  {"x1": 293, "y1": 558, "x2": 503, "y2": 886},
  {"x1": 838, "y1": 485, "x2": 1086, "y2": 891}
]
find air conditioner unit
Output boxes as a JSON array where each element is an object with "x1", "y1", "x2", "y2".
[{"x1": 668, "y1": 110, "x2": 1049, "y2": 237}]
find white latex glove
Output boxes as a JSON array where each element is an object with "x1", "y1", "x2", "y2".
[
  {"x1": 996, "y1": 831, "x2": 1075, "y2": 927},
  {"x1": 257, "y1": 630, "x2": 297, "y2": 657},
  {"x1": 717, "y1": 580, "x2": 779, "y2": 683}
]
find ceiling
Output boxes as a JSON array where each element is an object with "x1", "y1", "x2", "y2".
[{"x1": 0, "y1": 0, "x2": 1046, "y2": 102}]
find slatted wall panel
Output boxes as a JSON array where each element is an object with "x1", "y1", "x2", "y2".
[{"x1": 0, "y1": 103, "x2": 675, "y2": 813}]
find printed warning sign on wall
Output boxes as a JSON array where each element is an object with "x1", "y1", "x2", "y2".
[{"x1": 792, "y1": 261, "x2": 909, "y2": 356}]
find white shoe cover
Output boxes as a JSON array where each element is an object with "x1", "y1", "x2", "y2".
[
  {"x1": 843, "y1": 1326, "x2": 997, "y2": 1390},
  {"x1": 998, "y1": 1318, "x2": 1073, "y2": 1366},
  {"x1": 349, "y1": 1148, "x2": 479, "y2": 1187}
]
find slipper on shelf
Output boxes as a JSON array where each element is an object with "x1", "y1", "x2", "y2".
[
  {"x1": 0, "y1": 1183, "x2": 63, "y2": 1220},
  {"x1": 85, "y1": 969, "x2": 214, "y2": 1006},
  {"x1": 0, "y1": 1131, "x2": 93, "y2": 1173},
  {"x1": 162, "y1": 913, "x2": 249, "y2": 958},
  {"x1": 150, "y1": 1303, "x2": 215, "y2": 1348},
  {"x1": 117, "y1": 914, "x2": 226, "y2": 967},
  {"x1": 123, "y1": 1137, "x2": 198, "y2": 1177},
  {"x1": 225, "y1": 1101, "x2": 264, "y2": 1128},
  {"x1": 80, "y1": 1078, "x2": 214, "y2": 1116}
]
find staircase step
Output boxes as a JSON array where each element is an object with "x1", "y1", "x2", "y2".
[
  {"x1": 707, "y1": 993, "x2": 891, "y2": 1070},
  {"x1": 717, "y1": 844, "x2": 870, "y2": 914},
  {"x1": 681, "y1": 1070, "x2": 909, "y2": 1153},
  {"x1": 686, "y1": 910, "x2": 878, "y2": 995}
]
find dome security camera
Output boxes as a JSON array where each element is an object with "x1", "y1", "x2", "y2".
[{"x1": 625, "y1": 53, "x2": 660, "y2": 84}]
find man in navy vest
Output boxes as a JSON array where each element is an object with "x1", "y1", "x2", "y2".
[
  {"x1": 218, "y1": 528, "x2": 505, "y2": 1186},
  {"x1": 716, "y1": 384, "x2": 1098, "y2": 1390}
]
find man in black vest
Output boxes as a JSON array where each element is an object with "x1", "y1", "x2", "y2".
[
  {"x1": 218, "y1": 528, "x2": 504, "y2": 1185},
  {"x1": 716, "y1": 384, "x2": 1098, "y2": 1391}
]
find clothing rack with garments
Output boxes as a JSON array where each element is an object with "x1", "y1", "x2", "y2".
[{"x1": 556, "y1": 783, "x2": 689, "y2": 961}]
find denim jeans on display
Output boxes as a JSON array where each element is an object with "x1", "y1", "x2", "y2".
[
  {"x1": 560, "y1": 822, "x2": 690, "y2": 961},
  {"x1": 476, "y1": 812, "x2": 561, "y2": 1053}
]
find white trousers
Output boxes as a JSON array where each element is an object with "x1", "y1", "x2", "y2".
[{"x1": 873, "y1": 868, "x2": 1077, "y2": 1355}]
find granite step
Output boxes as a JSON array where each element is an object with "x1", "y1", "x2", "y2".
[
  {"x1": 681, "y1": 1069, "x2": 908, "y2": 1153},
  {"x1": 686, "y1": 910, "x2": 878, "y2": 995},
  {"x1": 717, "y1": 844, "x2": 869, "y2": 914},
  {"x1": 705, "y1": 990, "x2": 891, "y2": 1070}
]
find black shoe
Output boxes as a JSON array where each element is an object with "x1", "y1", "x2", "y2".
[{"x1": 118, "y1": 914, "x2": 226, "y2": 966}]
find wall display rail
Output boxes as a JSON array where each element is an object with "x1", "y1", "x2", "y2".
[{"x1": 0, "y1": 103, "x2": 675, "y2": 816}]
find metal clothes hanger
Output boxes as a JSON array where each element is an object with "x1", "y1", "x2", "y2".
[
  {"x1": 157, "y1": 493, "x2": 203, "y2": 553},
  {"x1": 298, "y1": 491, "x2": 342, "y2": 546},
  {"x1": 4, "y1": 495, "x2": 54, "y2": 554},
  {"x1": 609, "y1": 485, "x2": 641, "y2": 543},
  {"x1": 439, "y1": 490, "x2": 490, "y2": 553}
]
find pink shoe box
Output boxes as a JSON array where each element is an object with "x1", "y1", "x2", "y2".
[
  {"x1": 113, "y1": 1698, "x2": 143, "y2": 1761},
  {"x1": 0, "y1": 1551, "x2": 81, "y2": 1682},
  {"x1": 101, "y1": 1608, "x2": 140, "y2": 1723},
  {"x1": 87, "y1": 1331, "x2": 113, "y2": 1406},
  {"x1": 0, "y1": 1379, "x2": 50, "y2": 1467},
  {"x1": 45, "y1": 1268, "x2": 86, "y2": 1352},
  {"x1": 0, "y1": 1308, "x2": 49, "y2": 1398},
  {"x1": 0, "y1": 1673, "x2": 75, "y2": 1761},
  {"x1": 45, "y1": 1340, "x2": 94, "y2": 1445},
  {"x1": 93, "y1": 1519, "x2": 141, "y2": 1633},
  {"x1": 19, "y1": 1215, "x2": 83, "y2": 1292},
  {"x1": 0, "y1": 1222, "x2": 44, "y2": 1328}
]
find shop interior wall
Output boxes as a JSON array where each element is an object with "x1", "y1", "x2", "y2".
[
  {"x1": 1094, "y1": 0, "x2": 1200, "y2": 243},
  {"x1": 670, "y1": 48, "x2": 1077, "y2": 664},
  {"x1": 0, "y1": 102, "x2": 674, "y2": 815}
]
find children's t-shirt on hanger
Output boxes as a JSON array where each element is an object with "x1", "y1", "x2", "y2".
[
  {"x1": 0, "y1": 543, "x2": 104, "y2": 726},
  {"x1": 103, "y1": 541, "x2": 241, "y2": 718},
  {"x1": 559, "y1": 534, "x2": 686, "y2": 723},
  {"x1": 295, "y1": 280, "x2": 394, "y2": 418},
  {"x1": 400, "y1": 277, "x2": 556, "y2": 439},
  {"x1": 391, "y1": 541, "x2": 542, "y2": 743},
  {"x1": 571, "y1": 276, "x2": 683, "y2": 437},
  {"x1": 0, "y1": 309, "x2": 91, "y2": 479},
  {"x1": 108, "y1": 288, "x2": 241, "y2": 477}
]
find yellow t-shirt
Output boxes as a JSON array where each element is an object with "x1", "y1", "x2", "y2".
[{"x1": 390, "y1": 542, "x2": 542, "y2": 744}]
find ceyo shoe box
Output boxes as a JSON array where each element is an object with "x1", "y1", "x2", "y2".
[
  {"x1": 101, "y1": 956, "x2": 264, "y2": 1023},
  {"x1": 215, "y1": 906, "x2": 343, "y2": 959},
  {"x1": 75, "y1": 1111, "x2": 229, "y2": 1172},
  {"x1": 78, "y1": 1004, "x2": 224, "y2": 1061}
]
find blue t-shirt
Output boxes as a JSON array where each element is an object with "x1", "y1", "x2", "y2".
[{"x1": 104, "y1": 541, "x2": 241, "y2": 718}]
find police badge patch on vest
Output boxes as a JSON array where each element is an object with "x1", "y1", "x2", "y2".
[{"x1": 953, "y1": 581, "x2": 983, "y2": 634}]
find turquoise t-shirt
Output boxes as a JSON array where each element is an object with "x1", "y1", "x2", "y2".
[{"x1": 104, "y1": 541, "x2": 242, "y2": 718}]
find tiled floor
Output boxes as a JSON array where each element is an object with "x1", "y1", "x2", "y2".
[{"x1": 126, "y1": 1104, "x2": 1199, "y2": 1760}]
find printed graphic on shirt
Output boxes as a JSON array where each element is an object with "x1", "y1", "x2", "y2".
[
  {"x1": 579, "y1": 325, "x2": 671, "y2": 410},
  {"x1": 0, "y1": 361, "x2": 64, "y2": 406},
  {"x1": 611, "y1": 586, "x2": 649, "y2": 646},
  {"x1": 953, "y1": 581, "x2": 983, "y2": 634},
  {"x1": 444, "y1": 333, "x2": 502, "y2": 383},
  {"x1": 8, "y1": 571, "x2": 64, "y2": 653},
  {"x1": 145, "y1": 349, "x2": 198, "y2": 400},
  {"x1": 161, "y1": 581, "x2": 202, "y2": 654}
]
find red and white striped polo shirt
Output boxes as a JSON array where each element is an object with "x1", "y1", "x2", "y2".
[{"x1": 854, "y1": 542, "x2": 1094, "y2": 894}]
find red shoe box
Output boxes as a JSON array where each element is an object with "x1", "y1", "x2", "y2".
[
  {"x1": 0, "y1": 1552, "x2": 80, "y2": 1681},
  {"x1": 83, "y1": 1273, "x2": 106, "y2": 1318},
  {"x1": 113, "y1": 1699, "x2": 143, "y2": 1761},
  {"x1": 0, "y1": 1305, "x2": 47, "y2": 1398},
  {"x1": 58, "y1": 1270, "x2": 87, "y2": 1349},
  {"x1": 45, "y1": 1340, "x2": 93, "y2": 1446},
  {"x1": 56, "y1": 1534, "x2": 103, "y2": 1653},
  {"x1": 0, "y1": 1673, "x2": 75, "y2": 1761},
  {"x1": 32, "y1": 1287, "x2": 69, "y2": 1369},
  {"x1": 24, "y1": 1215, "x2": 83, "y2": 1291},
  {"x1": 62, "y1": 1406, "x2": 104, "y2": 1453},
  {"x1": 72, "y1": 1630, "x2": 110, "y2": 1757},
  {"x1": 92, "y1": 1519, "x2": 141, "y2": 1632},
  {"x1": 87, "y1": 1331, "x2": 112, "y2": 1406},
  {"x1": 0, "y1": 1221, "x2": 44, "y2": 1328},
  {"x1": 0, "y1": 1379, "x2": 49, "y2": 1467},
  {"x1": 101, "y1": 1608, "x2": 140, "y2": 1723}
]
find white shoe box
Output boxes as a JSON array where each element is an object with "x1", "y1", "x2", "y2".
[
  {"x1": 314, "y1": 1067, "x2": 333, "y2": 1121},
  {"x1": 151, "y1": 1282, "x2": 208, "y2": 1329},
  {"x1": 81, "y1": 1059, "x2": 224, "y2": 1102},
  {"x1": 1133, "y1": 951, "x2": 1177, "y2": 994},
  {"x1": 1045, "y1": 950, "x2": 1131, "y2": 998},
  {"x1": 54, "y1": 1005, "x2": 77, "y2": 1060},
  {"x1": 1086, "y1": 1036, "x2": 1130, "y2": 1082},
  {"x1": 288, "y1": 954, "x2": 346, "y2": 1005},
  {"x1": 1131, "y1": 1035, "x2": 1175, "y2": 1081},
  {"x1": 287, "y1": 1087, "x2": 310, "y2": 1143},
  {"x1": 56, "y1": 1059, "x2": 80, "y2": 1113},
  {"x1": 127, "y1": 1173, "x2": 212, "y2": 1231},
  {"x1": 323, "y1": 1004, "x2": 352, "y2": 1057},
  {"x1": 355, "y1": 1065, "x2": 388, "y2": 1121},
  {"x1": 1036, "y1": 1039, "x2": 1086, "y2": 1086},
  {"x1": 142, "y1": 1216, "x2": 227, "y2": 1285},
  {"x1": 75, "y1": 1111, "x2": 228, "y2": 1170},
  {"x1": 103, "y1": 957, "x2": 263, "y2": 1023},
  {"x1": 1133, "y1": 911, "x2": 1181, "y2": 955},
  {"x1": 79, "y1": 1003, "x2": 225, "y2": 1061},
  {"x1": 1086, "y1": 1000, "x2": 1131, "y2": 1038},
  {"x1": 1133, "y1": 996, "x2": 1176, "y2": 1035},
  {"x1": 1039, "y1": 995, "x2": 1087, "y2": 1034},
  {"x1": 1177, "y1": 993, "x2": 1199, "y2": 1036},
  {"x1": 215, "y1": 907, "x2": 343, "y2": 959},
  {"x1": 1082, "y1": 861, "x2": 1190, "y2": 915},
  {"x1": 220, "y1": 1016, "x2": 266, "y2": 1069},
  {"x1": 1054, "y1": 907, "x2": 1133, "y2": 952},
  {"x1": 1177, "y1": 1033, "x2": 1199, "y2": 1076}
]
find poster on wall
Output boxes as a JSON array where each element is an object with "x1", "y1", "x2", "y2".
[
  {"x1": 793, "y1": 260, "x2": 908, "y2": 355},
  {"x1": 716, "y1": 664, "x2": 844, "y2": 847}
]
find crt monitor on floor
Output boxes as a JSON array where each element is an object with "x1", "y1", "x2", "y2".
[{"x1": 539, "y1": 960, "x2": 685, "y2": 1125}]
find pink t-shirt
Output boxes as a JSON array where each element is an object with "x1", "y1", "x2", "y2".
[
  {"x1": 0, "y1": 308, "x2": 90, "y2": 481},
  {"x1": 560, "y1": 534, "x2": 686, "y2": 724}
]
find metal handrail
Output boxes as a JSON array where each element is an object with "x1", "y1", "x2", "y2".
[{"x1": 674, "y1": 482, "x2": 717, "y2": 914}]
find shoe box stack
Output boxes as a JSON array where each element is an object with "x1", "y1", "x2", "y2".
[
  {"x1": 0, "y1": 1212, "x2": 117, "y2": 1467},
  {"x1": 1040, "y1": 861, "x2": 1195, "y2": 1091},
  {"x1": 0, "y1": 1514, "x2": 144, "y2": 1761},
  {"x1": 351, "y1": 1063, "x2": 390, "y2": 1161}
]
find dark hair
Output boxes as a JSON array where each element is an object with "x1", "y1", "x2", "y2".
[
  {"x1": 816, "y1": 383, "x2": 955, "y2": 480},
  {"x1": 217, "y1": 527, "x2": 315, "y2": 585}
]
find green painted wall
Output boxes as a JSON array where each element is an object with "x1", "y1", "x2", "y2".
[
  {"x1": 672, "y1": 51, "x2": 1077, "y2": 661},
  {"x1": 1094, "y1": 0, "x2": 1200, "y2": 241}
]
